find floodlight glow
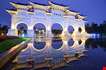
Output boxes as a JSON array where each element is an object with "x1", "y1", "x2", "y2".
[{"x1": 7, "y1": 1, "x2": 87, "y2": 38}]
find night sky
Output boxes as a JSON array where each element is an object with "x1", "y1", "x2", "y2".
[{"x1": 0, "y1": 0, "x2": 106, "y2": 26}]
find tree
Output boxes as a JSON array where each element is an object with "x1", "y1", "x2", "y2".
[
  {"x1": 0, "y1": 24, "x2": 2, "y2": 35},
  {"x1": 0, "y1": 24, "x2": 9, "y2": 36},
  {"x1": 102, "y1": 21, "x2": 106, "y2": 33},
  {"x1": 2, "y1": 25, "x2": 9, "y2": 35}
]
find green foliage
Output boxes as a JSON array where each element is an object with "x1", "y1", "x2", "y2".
[{"x1": 0, "y1": 38, "x2": 28, "y2": 52}]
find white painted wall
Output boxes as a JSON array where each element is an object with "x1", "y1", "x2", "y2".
[{"x1": 9, "y1": 9, "x2": 86, "y2": 37}]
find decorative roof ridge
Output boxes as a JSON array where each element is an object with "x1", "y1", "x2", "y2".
[
  {"x1": 48, "y1": 1, "x2": 69, "y2": 9},
  {"x1": 10, "y1": 2, "x2": 32, "y2": 9},
  {"x1": 6, "y1": 8, "x2": 17, "y2": 11},
  {"x1": 48, "y1": 1, "x2": 68, "y2": 7},
  {"x1": 77, "y1": 15, "x2": 86, "y2": 19},
  {"x1": 10, "y1": 2, "x2": 30, "y2": 6},
  {"x1": 30, "y1": 1, "x2": 48, "y2": 6},
  {"x1": 65, "y1": 10, "x2": 79, "y2": 15}
]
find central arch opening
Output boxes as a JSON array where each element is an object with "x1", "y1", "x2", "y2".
[
  {"x1": 17, "y1": 23, "x2": 28, "y2": 37},
  {"x1": 33, "y1": 23, "x2": 46, "y2": 37},
  {"x1": 51, "y1": 23, "x2": 63, "y2": 36},
  {"x1": 78, "y1": 27, "x2": 82, "y2": 33},
  {"x1": 68, "y1": 25, "x2": 74, "y2": 34}
]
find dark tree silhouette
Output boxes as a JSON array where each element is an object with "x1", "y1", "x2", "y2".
[
  {"x1": 0, "y1": 24, "x2": 2, "y2": 35},
  {"x1": 85, "y1": 20, "x2": 106, "y2": 35},
  {"x1": 2, "y1": 25, "x2": 9, "y2": 35},
  {"x1": 0, "y1": 24, "x2": 9, "y2": 36}
]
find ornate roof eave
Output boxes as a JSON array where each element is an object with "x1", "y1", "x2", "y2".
[
  {"x1": 65, "y1": 10, "x2": 79, "y2": 16},
  {"x1": 10, "y1": 2, "x2": 32, "y2": 9},
  {"x1": 30, "y1": 2, "x2": 50, "y2": 11},
  {"x1": 48, "y1": 1, "x2": 69, "y2": 11},
  {"x1": 77, "y1": 15, "x2": 86, "y2": 20},
  {"x1": 6, "y1": 10, "x2": 17, "y2": 15},
  {"x1": 48, "y1": 1, "x2": 68, "y2": 9}
]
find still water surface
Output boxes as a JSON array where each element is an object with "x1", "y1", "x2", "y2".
[{"x1": 12, "y1": 36, "x2": 106, "y2": 70}]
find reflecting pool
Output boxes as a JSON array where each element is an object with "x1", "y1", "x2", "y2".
[{"x1": 10, "y1": 36, "x2": 106, "y2": 70}]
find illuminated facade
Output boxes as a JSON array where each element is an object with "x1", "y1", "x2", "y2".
[
  {"x1": 7, "y1": 1, "x2": 87, "y2": 37},
  {"x1": 6, "y1": 2, "x2": 88, "y2": 69}
]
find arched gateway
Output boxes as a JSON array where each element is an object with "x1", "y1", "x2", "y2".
[
  {"x1": 7, "y1": 1, "x2": 86, "y2": 37},
  {"x1": 17, "y1": 23, "x2": 28, "y2": 36},
  {"x1": 51, "y1": 23, "x2": 63, "y2": 36},
  {"x1": 33, "y1": 23, "x2": 46, "y2": 37}
]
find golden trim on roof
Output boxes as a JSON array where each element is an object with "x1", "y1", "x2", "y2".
[
  {"x1": 65, "y1": 10, "x2": 79, "y2": 16},
  {"x1": 30, "y1": 2, "x2": 50, "y2": 11},
  {"x1": 77, "y1": 15, "x2": 86, "y2": 19},
  {"x1": 49, "y1": 1, "x2": 68, "y2": 11},
  {"x1": 6, "y1": 10, "x2": 17, "y2": 14},
  {"x1": 8, "y1": 2, "x2": 86, "y2": 20},
  {"x1": 10, "y1": 2, "x2": 32, "y2": 9}
]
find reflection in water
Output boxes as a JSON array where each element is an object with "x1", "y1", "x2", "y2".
[
  {"x1": 67, "y1": 38, "x2": 74, "y2": 46},
  {"x1": 52, "y1": 37, "x2": 63, "y2": 49},
  {"x1": 33, "y1": 41, "x2": 46, "y2": 50},
  {"x1": 68, "y1": 25, "x2": 74, "y2": 34},
  {"x1": 12, "y1": 36, "x2": 87, "y2": 70},
  {"x1": 11, "y1": 37, "x2": 106, "y2": 70},
  {"x1": 78, "y1": 39, "x2": 82, "y2": 45},
  {"x1": 85, "y1": 38, "x2": 106, "y2": 50}
]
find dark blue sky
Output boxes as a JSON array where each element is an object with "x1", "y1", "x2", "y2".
[{"x1": 0, "y1": 0, "x2": 106, "y2": 25}]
